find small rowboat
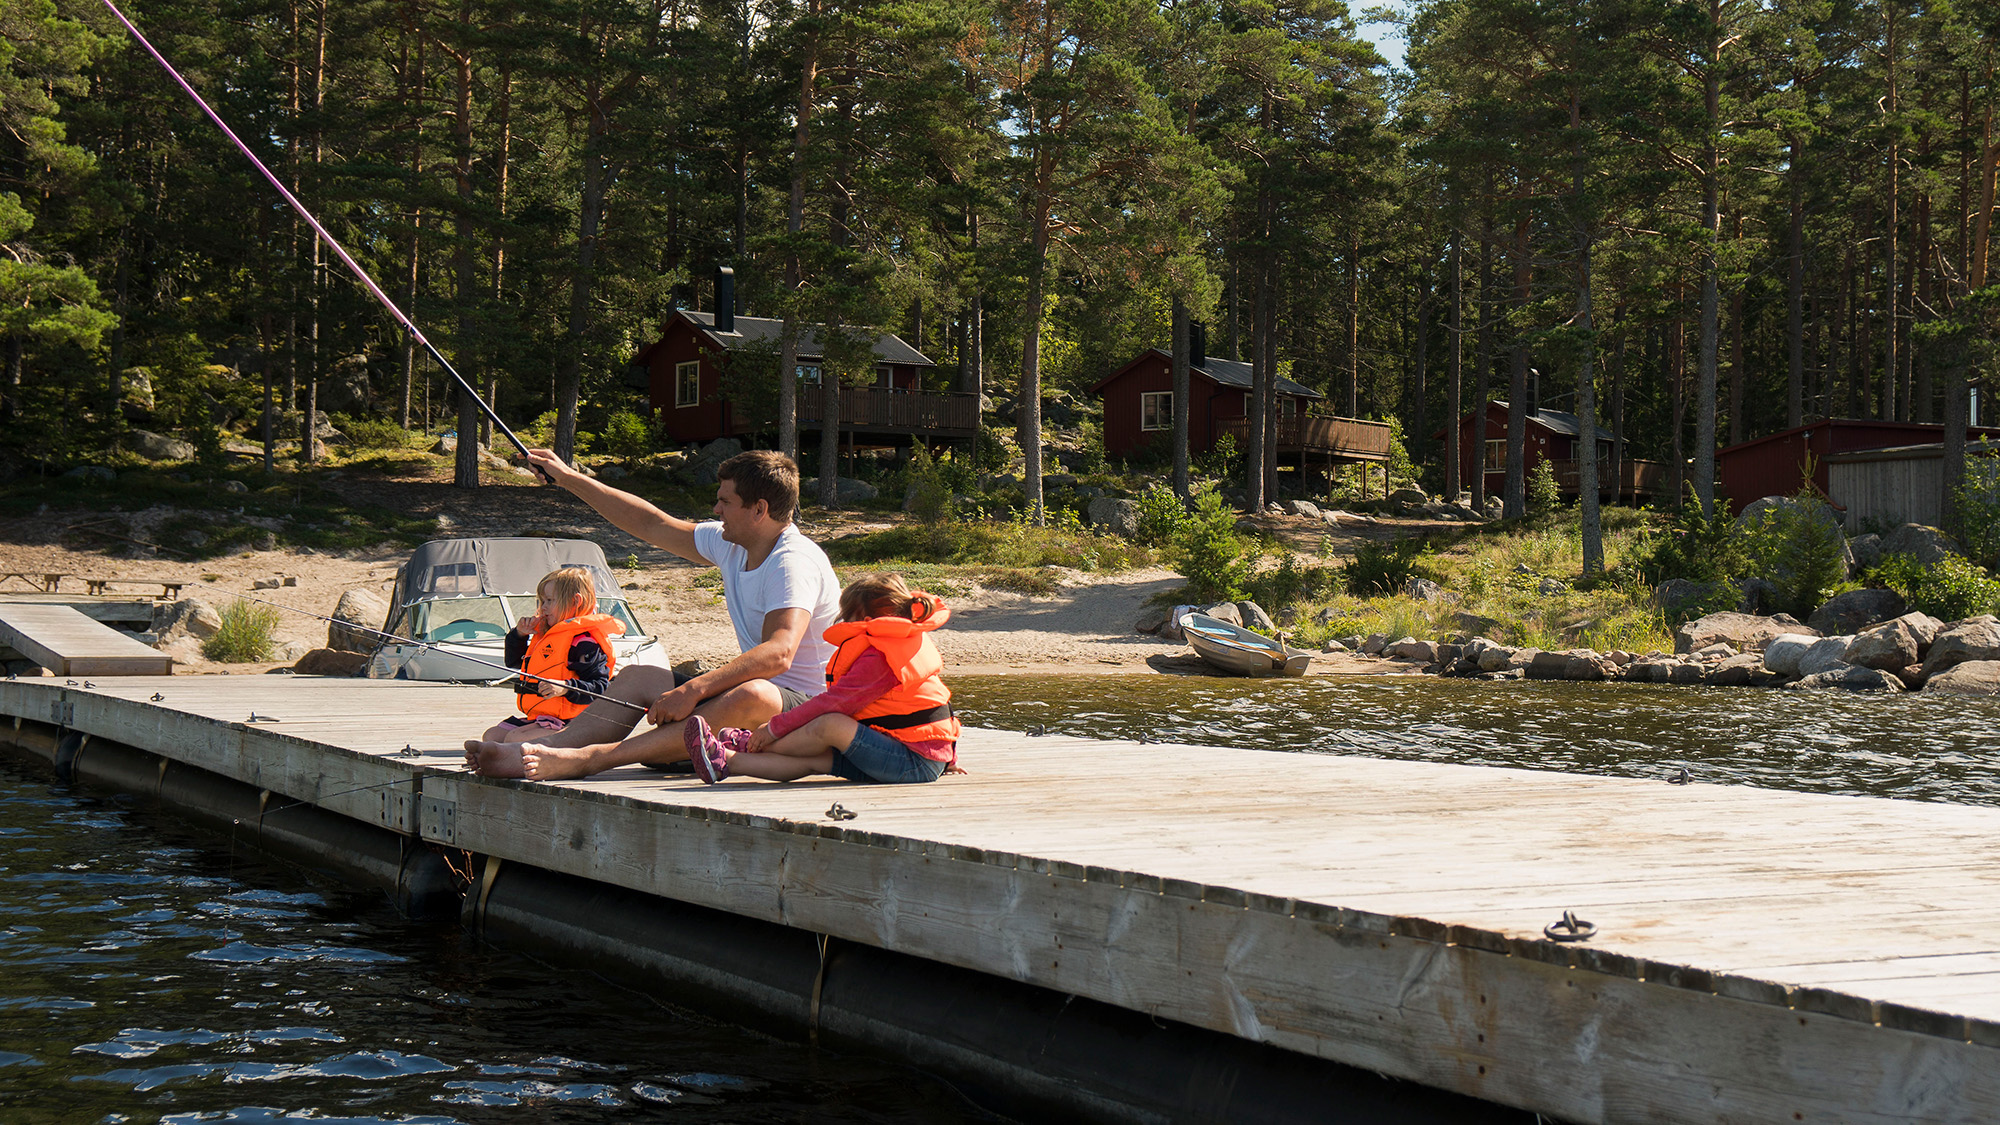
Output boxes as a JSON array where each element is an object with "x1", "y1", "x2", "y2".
[{"x1": 1179, "y1": 613, "x2": 1312, "y2": 678}]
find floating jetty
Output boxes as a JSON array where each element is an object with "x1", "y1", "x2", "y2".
[{"x1": 2, "y1": 675, "x2": 1997, "y2": 1123}]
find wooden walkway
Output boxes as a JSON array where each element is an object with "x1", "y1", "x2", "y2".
[
  {"x1": 1, "y1": 675, "x2": 1996, "y2": 1124},
  {"x1": 0, "y1": 604, "x2": 173, "y2": 676}
]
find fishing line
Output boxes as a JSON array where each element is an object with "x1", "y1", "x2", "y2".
[
  {"x1": 98, "y1": 0, "x2": 548, "y2": 479},
  {"x1": 225, "y1": 588, "x2": 648, "y2": 713}
]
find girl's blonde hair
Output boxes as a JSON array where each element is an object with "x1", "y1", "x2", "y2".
[
  {"x1": 538, "y1": 567, "x2": 597, "y2": 619},
  {"x1": 838, "y1": 572, "x2": 942, "y2": 623}
]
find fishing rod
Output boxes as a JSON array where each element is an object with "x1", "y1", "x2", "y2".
[
  {"x1": 98, "y1": 0, "x2": 548, "y2": 480},
  {"x1": 226, "y1": 588, "x2": 647, "y2": 713}
]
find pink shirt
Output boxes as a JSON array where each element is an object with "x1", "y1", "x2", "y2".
[{"x1": 768, "y1": 647, "x2": 956, "y2": 762}]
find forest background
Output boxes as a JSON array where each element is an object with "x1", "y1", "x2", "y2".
[{"x1": 5, "y1": 0, "x2": 2000, "y2": 545}]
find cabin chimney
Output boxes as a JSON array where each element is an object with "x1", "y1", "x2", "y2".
[
  {"x1": 714, "y1": 267, "x2": 736, "y2": 333},
  {"x1": 1190, "y1": 322, "x2": 1207, "y2": 371},
  {"x1": 1527, "y1": 367, "x2": 1539, "y2": 414}
]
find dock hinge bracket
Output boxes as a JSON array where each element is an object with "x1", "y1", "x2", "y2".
[
  {"x1": 50, "y1": 699, "x2": 73, "y2": 728},
  {"x1": 420, "y1": 796, "x2": 456, "y2": 845}
]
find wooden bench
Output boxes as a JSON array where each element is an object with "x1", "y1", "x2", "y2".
[
  {"x1": 80, "y1": 579, "x2": 185, "y2": 600},
  {"x1": 0, "y1": 573, "x2": 69, "y2": 594}
]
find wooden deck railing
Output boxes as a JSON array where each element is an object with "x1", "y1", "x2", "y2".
[
  {"x1": 1215, "y1": 414, "x2": 1394, "y2": 460},
  {"x1": 1548, "y1": 458, "x2": 1668, "y2": 495},
  {"x1": 732, "y1": 387, "x2": 981, "y2": 436}
]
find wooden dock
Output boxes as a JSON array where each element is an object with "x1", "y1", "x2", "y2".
[
  {"x1": 0, "y1": 603, "x2": 173, "y2": 675},
  {"x1": 1, "y1": 675, "x2": 1996, "y2": 1123}
]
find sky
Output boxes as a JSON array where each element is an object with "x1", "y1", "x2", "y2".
[{"x1": 1356, "y1": 10, "x2": 1409, "y2": 74}]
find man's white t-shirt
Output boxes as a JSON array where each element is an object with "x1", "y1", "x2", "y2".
[{"x1": 691, "y1": 521, "x2": 840, "y2": 698}]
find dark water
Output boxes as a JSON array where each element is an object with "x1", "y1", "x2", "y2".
[
  {"x1": 953, "y1": 673, "x2": 2000, "y2": 807},
  {"x1": 0, "y1": 757, "x2": 993, "y2": 1123},
  {"x1": 8, "y1": 674, "x2": 1999, "y2": 1122}
]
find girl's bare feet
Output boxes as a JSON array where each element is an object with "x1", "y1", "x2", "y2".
[
  {"x1": 520, "y1": 743, "x2": 608, "y2": 781},
  {"x1": 463, "y1": 739, "x2": 527, "y2": 778}
]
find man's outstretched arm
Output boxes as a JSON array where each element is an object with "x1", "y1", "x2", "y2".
[{"x1": 525, "y1": 448, "x2": 706, "y2": 565}]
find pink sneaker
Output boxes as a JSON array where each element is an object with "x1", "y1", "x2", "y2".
[
  {"x1": 714, "y1": 726, "x2": 754, "y2": 754},
  {"x1": 683, "y1": 716, "x2": 730, "y2": 784}
]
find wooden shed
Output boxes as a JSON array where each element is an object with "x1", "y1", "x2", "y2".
[
  {"x1": 1824, "y1": 440, "x2": 2000, "y2": 531},
  {"x1": 1431, "y1": 402, "x2": 1664, "y2": 502}
]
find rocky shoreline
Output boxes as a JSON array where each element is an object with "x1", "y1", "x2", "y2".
[{"x1": 1327, "y1": 607, "x2": 2000, "y2": 695}]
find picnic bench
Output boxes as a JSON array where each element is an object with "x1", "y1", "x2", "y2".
[{"x1": 0, "y1": 573, "x2": 185, "y2": 600}]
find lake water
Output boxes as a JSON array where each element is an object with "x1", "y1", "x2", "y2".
[{"x1": 5, "y1": 672, "x2": 1998, "y2": 1121}]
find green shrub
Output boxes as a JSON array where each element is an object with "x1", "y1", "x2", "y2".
[
  {"x1": 1737, "y1": 496, "x2": 1849, "y2": 619},
  {"x1": 201, "y1": 600, "x2": 283, "y2": 662},
  {"x1": 1168, "y1": 484, "x2": 1252, "y2": 601},
  {"x1": 1528, "y1": 458, "x2": 1562, "y2": 513},
  {"x1": 975, "y1": 425, "x2": 1011, "y2": 472},
  {"x1": 1953, "y1": 457, "x2": 2000, "y2": 569},
  {"x1": 337, "y1": 414, "x2": 421, "y2": 451},
  {"x1": 1634, "y1": 505, "x2": 1740, "y2": 586},
  {"x1": 1871, "y1": 552, "x2": 2000, "y2": 622},
  {"x1": 1132, "y1": 483, "x2": 1191, "y2": 547},
  {"x1": 1245, "y1": 549, "x2": 1339, "y2": 608},
  {"x1": 596, "y1": 410, "x2": 654, "y2": 459},
  {"x1": 1341, "y1": 537, "x2": 1438, "y2": 596},
  {"x1": 904, "y1": 443, "x2": 953, "y2": 526},
  {"x1": 1194, "y1": 432, "x2": 1241, "y2": 484}
]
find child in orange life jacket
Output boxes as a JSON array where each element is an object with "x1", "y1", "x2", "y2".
[
  {"x1": 685, "y1": 572, "x2": 961, "y2": 784},
  {"x1": 478, "y1": 567, "x2": 623, "y2": 744}
]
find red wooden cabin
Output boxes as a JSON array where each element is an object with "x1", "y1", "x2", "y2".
[
  {"x1": 1093, "y1": 348, "x2": 1390, "y2": 462},
  {"x1": 632, "y1": 308, "x2": 976, "y2": 447},
  {"x1": 1433, "y1": 402, "x2": 1665, "y2": 501}
]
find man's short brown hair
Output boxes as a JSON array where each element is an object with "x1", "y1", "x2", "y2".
[{"x1": 718, "y1": 450, "x2": 799, "y2": 523}]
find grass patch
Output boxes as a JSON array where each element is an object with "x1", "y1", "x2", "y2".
[
  {"x1": 201, "y1": 600, "x2": 283, "y2": 662},
  {"x1": 1250, "y1": 509, "x2": 1676, "y2": 653}
]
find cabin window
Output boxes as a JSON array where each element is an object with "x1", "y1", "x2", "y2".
[
  {"x1": 1485, "y1": 440, "x2": 1506, "y2": 471},
  {"x1": 1281, "y1": 397, "x2": 1299, "y2": 419},
  {"x1": 796, "y1": 364, "x2": 822, "y2": 384},
  {"x1": 675, "y1": 361, "x2": 700, "y2": 408},
  {"x1": 1141, "y1": 391, "x2": 1172, "y2": 431}
]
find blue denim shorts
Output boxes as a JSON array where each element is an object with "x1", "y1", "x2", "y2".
[{"x1": 829, "y1": 722, "x2": 949, "y2": 784}]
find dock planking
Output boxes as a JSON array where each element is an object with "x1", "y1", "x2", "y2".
[
  {"x1": 3, "y1": 674, "x2": 1998, "y2": 1123},
  {"x1": 0, "y1": 603, "x2": 173, "y2": 676}
]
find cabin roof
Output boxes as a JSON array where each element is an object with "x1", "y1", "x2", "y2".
[
  {"x1": 1093, "y1": 348, "x2": 1323, "y2": 400},
  {"x1": 670, "y1": 310, "x2": 935, "y2": 368}
]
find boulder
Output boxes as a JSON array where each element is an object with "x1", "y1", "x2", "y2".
[
  {"x1": 1880, "y1": 523, "x2": 1962, "y2": 567},
  {"x1": 1704, "y1": 653, "x2": 1766, "y2": 687},
  {"x1": 1797, "y1": 635, "x2": 1856, "y2": 677},
  {"x1": 1361, "y1": 633, "x2": 1389, "y2": 655},
  {"x1": 1043, "y1": 473, "x2": 1078, "y2": 490},
  {"x1": 430, "y1": 435, "x2": 458, "y2": 455},
  {"x1": 1159, "y1": 606, "x2": 1200, "y2": 643},
  {"x1": 1848, "y1": 533, "x2": 1883, "y2": 574},
  {"x1": 1134, "y1": 604, "x2": 1172, "y2": 636},
  {"x1": 1621, "y1": 656, "x2": 1683, "y2": 683},
  {"x1": 1320, "y1": 638, "x2": 1349, "y2": 653},
  {"x1": 1235, "y1": 601, "x2": 1277, "y2": 632},
  {"x1": 152, "y1": 598, "x2": 223, "y2": 641},
  {"x1": 1843, "y1": 613, "x2": 1942, "y2": 671},
  {"x1": 800, "y1": 476, "x2": 878, "y2": 503},
  {"x1": 1537, "y1": 577, "x2": 1569, "y2": 596},
  {"x1": 1525, "y1": 649, "x2": 1613, "y2": 681},
  {"x1": 1453, "y1": 612, "x2": 1500, "y2": 638},
  {"x1": 118, "y1": 367, "x2": 156, "y2": 419},
  {"x1": 1759, "y1": 633, "x2": 1819, "y2": 676},
  {"x1": 1388, "y1": 487, "x2": 1428, "y2": 506},
  {"x1": 1475, "y1": 643, "x2": 1517, "y2": 673},
  {"x1": 1689, "y1": 642, "x2": 1737, "y2": 660},
  {"x1": 689, "y1": 437, "x2": 746, "y2": 484},
  {"x1": 1675, "y1": 612, "x2": 1815, "y2": 655},
  {"x1": 328, "y1": 589, "x2": 389, "y2": 653},
  {"x1": 1086, "y1": 497, "x2": 1141, "y2": 538},
  {"x1": 1922, "y1": 660, "x2": 2000, "y2": 695},
  {"x1": 1432, "y1": 642, "x2": 1462, "y2": 669},
  {"x1": 1806, "y1": 588, "x2": 1907, "y2": 636},
  {"x1": 598, "y1": 463, "x2": 630, "y2": 481},
  {"x1": 319, "y1": 354, "x2": 373, "y2": 414},
  {"x1": 128, "y1": 428, "x2": 196, "y2": 461},
  {"x1": 292, "y1": 647, "x2": 369, "y2": 676},
  {"x1": 1783, "y1": 665, "x2": 1904, "y2": 692},
  {"x1": 1405, "y1": 577, "x2": 1445, "y2": 602},
  {"x1": 1284, "y1": 499, "x2": 1322, "y2": 519},
  {"x1": 1387, "y1": 638, "x2": 1437, "y2": 663},
  {"x1": 1483, "y1": 496, "x2": 1504, "y2": 519},
  {"x1": 1735, "y1": 578, "x2": 1778, "y2": 615},
  {"x1": 1199, "y1": 602, "x2": 1243, "y2": 628},
  {"x1": 1919, "y1": 615, "x2": 2000, "y2": 680}
]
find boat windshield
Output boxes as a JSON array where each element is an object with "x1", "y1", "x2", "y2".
[
  {"x1": 405, "y1": 597, "x2": 511, "y2": 642},
  {"x1": 501, "y1": 596, "x2": 643, "y2": 639}
]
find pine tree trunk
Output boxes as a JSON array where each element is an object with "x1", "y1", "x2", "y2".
[
  {"x1": 1787, "y1": 135, "x2": 1806, "y2": 428},
  {"x1": 1445, "y1": 237, "x2": 1462, "y2": 504},
  {"x1": 1694, "y1": 53, "x2": 1721, "y2": 516},
  {"x1": 1883, "y1": 6, "x2": 1901, "y2": 422},
  {"x1": 778, "y1": 22, "x2": 819, "y2": 461},
  {"x1": 1171, "y1": 296, "x2": 1190, "y2": 499},
  {"x1": 1502, "y1": 212, "x2": 1530, "y2": 519},
  {"x1": 1472, "y1": 186, "x2": 1495, "y2": 511}
]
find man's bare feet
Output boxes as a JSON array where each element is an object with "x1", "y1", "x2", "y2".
[
  {"x1": 521, "y1": 742, "x2": 609, "y2": 782},
  {"x1": 464, "y1": 739, "x2": 527, "y2": 778}
]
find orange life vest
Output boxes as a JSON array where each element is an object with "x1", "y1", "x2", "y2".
[
  {"x1": 516, "y1": 613, "x2": 624, "y2": 721},
  {"x1": 822, "y1": 605, "x2": 960, "y2": 746}
]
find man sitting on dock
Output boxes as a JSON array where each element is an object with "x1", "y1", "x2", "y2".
[{"x1": 464, "y1": 448, "x2": 841, "y2": 781}]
